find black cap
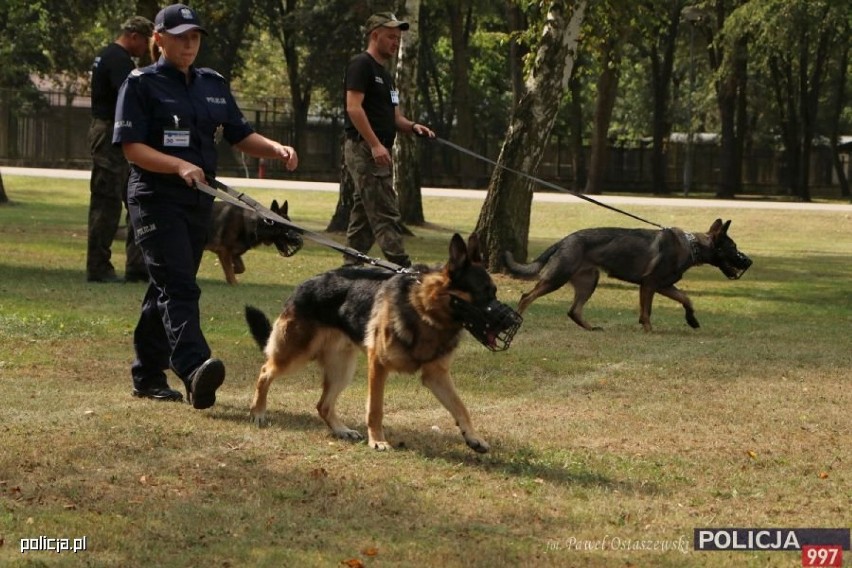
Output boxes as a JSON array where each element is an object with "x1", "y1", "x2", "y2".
[
  {"x1": 364, "y1": 12, "x2": 409, "y2": 34},
  {"x1": 154, "y1": 3, "x2": 207, "y2": 35}
]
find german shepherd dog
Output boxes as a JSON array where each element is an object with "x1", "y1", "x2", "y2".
[
  {"x1": 504, "y1": 219, "x2": 752, "y2": 331},
  {"x1": 245, "y1": 233, "x2": 520, "y2": 453},
  {"x1": 206, "y1": 199, "x2": 302, "y2": 285}
]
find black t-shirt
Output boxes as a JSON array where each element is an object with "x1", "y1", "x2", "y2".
[
  {"x1": 343, "y1": 52, "x2": 397, "y2": 144},
  {"x1": 91, "y1": 42, "x2": 135, "y2": 120}
]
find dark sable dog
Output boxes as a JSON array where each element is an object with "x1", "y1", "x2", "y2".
[
  {"x1": 245, "y1": 233, "x2": 521, "y2": 453},
  {"x1": 206, "y1": 199, "x2": 302, "y2": 285},
  {"x1": 504, "y1": 219, "x2": 752, "y2": 331}
]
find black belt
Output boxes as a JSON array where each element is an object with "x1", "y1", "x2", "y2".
[{"x1": 346, "y1": 132, "x2": 395, "y2": 148}]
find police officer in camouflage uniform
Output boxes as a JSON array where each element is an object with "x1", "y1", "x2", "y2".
[
  {"x1": 114, "y1": 3, "x2": 298, "y2": 405},
  {"x1": 87, "y1": 16, "x2": 152, "y2": 283},
  {"x1": 343, "y1": 12, "x2": 435, "y2": 268}
]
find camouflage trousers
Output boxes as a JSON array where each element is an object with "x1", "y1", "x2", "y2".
[
  {"x1": 343, "y1": 138, "x2": 410, "y2": 266},
  {"x1": 87, "y1": 118, "x2": 146, "y2": 279}
]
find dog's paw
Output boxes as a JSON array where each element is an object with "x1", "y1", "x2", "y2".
[
  {"x1": 686, "y1": 314, "x2": 700, "y2": 328},
  {"x1": 465, "y1": 437, "x2": 490, "y2": 453},
  {"x1": 369, "y1": 440, "x2": 392, "y2": 451},
  {"x1": 333, "y1": 428, "x2": 363, "y2": 441},
  {"x1": 250, "y1": 411, "x2": 268, "y2": 427}
]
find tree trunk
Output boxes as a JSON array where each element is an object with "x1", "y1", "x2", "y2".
[
  {"x1": 585, "y1": 37, "x2": 622, "y2": 195},
  {"x1": 717, "y1": 78, "x2": 737, "y2": 198},
  {"x1": 0, "y1": 172, "x2": 8, "y2": 205},
  {"x1": 275, "y1": 0, "x2": 310, "y2": 158},
  {"x1": 445, "y1": 1, "x2": 476, "y2": 187},
  {"x1": 648, "y1": 6, "x2": 681, "y2": 195},
  {"x1": 395, "y1": 0, "x2": 425, "y2": 225},
  {"x1": 475, "y1": 1, "x2": 586, "y2": 270},
  {"x1": 567, "y1": 63, "x2": 587, "y2": 191},
  {"x1": 506, "y1": 2, "x2": 528, "y2": 107},
  {"x1": 733, "y1": 41, "x2": 748, "y2": 196},
  {"x1": 327, "y1": 145, "x2": 353, "y2": 232},
  {"x1": 829, "y1": 38, "x2": 850, "y2": 198}
]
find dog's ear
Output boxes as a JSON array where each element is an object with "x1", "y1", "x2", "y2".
[
  {"x1": 467, "y1": 233, "x2": 483, "y2": 264},
  {"x1": 271, "y1": 199, "x2": 280, "y2": 213},
  {"x1": 281, "y1": 200, "x2": 289, "y2": 217},
  {"x1": 448, "y1": 233, "x2": 469, "y2": 271},
  {"x1": 709, "y1": 218, "x2": 724, "y2": 235},
  {"x1": 721, "y1": 219, "x2": 731, "y2": 236}
]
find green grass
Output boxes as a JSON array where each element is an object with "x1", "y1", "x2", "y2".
[{"x1": 0, "y1": 175, "x2": 850, "y2": 567}]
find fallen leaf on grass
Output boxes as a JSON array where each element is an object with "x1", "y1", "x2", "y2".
[
  {"x1": 342, "y1": 559, "x2": 364, "y2": 568},
  {"x1": 362, "y1": 546, "x2": 379, "y2": 557},
  {"x1": 818, "y1": 471, "x2": 829, "y2": 479},
  {"x1": 746, "y1": 450, "x2": 757, "y2": 459}
]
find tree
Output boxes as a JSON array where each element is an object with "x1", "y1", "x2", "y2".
[
  {"x1": 583, "y1": 0, "x2": 630, "y2": 195},
  {"x1": 259, "y1": 0, "x2": 364, "y2": 156},
  {"x1": 475, "y1": 0, "x2": 586, "y2": 270},
  {"x1": 704, "y1": 1, "x2": 750, "y2": 199},
  {"x1": 195, "y1": 0, "x2": 256, "y2": 81},
  {"x1": 634, "y1": 0, "x2": 687, "y2": 194},
  {"x1": 827, "y1": 30, "x2": 850, "y2": 199},
  {"x1": 0, "y1": 172, "x2": 8, "y2": 205},
  {"x1": 726, "y1": 0, "x2": 849, "y2": 201}
]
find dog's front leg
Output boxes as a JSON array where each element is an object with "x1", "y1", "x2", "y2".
[
  {"x1": 658, "y1": 285, "x2": 699, "y2": 328},
  {"x1": 366, "y1": 350, "x2": 391, "y2": 451},
  {"x1": 421, "y1": 359, "x2": 489, "y2": 453}
]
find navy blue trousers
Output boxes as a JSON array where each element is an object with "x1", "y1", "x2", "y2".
[{"x1": 127, "y1": 196, "x2": 212, "y2": 389}]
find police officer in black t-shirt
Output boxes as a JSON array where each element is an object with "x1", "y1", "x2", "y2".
[
  {"x1": 343, "y1": 12, "x2": 435, "y2": 268},
  {"x1": 114, "y1": 3, "x2": 298, "y2": 407},
  {"x1": 87, "y1": 16, "x2": 152, "y2": 283}
]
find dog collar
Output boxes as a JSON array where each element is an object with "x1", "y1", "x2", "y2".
[{"x1": 683, "y1": 232, "x2": 704, "y2": 265}]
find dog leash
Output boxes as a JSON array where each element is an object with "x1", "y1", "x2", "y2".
[
  {"x1": 425, "y1": 135, "x2": 665, "y2": 229},
  {"x1": 197, "y1": 178, "x2": 522, "y2": 351},
  {"x1": 195, "y1": 178, "x2": 414, "y2": 274}
]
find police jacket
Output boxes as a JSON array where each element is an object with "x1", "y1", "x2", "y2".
[{"x1": 113, "y1": 58, "x2": 253, "y2": 205}]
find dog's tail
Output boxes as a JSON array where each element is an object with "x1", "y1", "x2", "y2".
[
  {"x1": 245, "y1": 305, "x2": 272, "y2": 351},
  {"x1": 503, "y1": 243, "x2": 560, "y2": 278}
]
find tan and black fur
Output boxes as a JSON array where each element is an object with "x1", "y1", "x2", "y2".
[
  {"x1": 245, "y1": 233, "x2": 497, "y2": 453},
  {"x1": 206, "y1": 199, "x2": 301, "y2": 285},
  {"x1": 504, "y1": 219, "x2": 752, "y2": 331}
]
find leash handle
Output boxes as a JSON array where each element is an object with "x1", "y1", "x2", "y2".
[{"x1": 427, "y1": 136, "x2": 664, "y2": 229}]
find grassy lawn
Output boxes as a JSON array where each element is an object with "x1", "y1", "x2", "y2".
[{"x1": 0, "y1": 175, "x2": 849, "y2": 567}]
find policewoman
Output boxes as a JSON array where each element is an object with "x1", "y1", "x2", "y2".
[{"x1": 114, "y1": 3, "x2": 298, "y2": 408}]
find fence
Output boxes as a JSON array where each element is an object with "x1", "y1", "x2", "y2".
[{"x1": 0, "y1": 89, "x2": 846, "y2": 195}]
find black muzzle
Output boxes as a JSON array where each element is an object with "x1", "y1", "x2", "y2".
[
  {"x1": 275, "y1": 231, "x2": 303, "y2": 258},
  {"x1": 727, "y1": 252, "x2": 752, "y2": 280},
  {"x1": 257, "y1": 219, "x2": 303, "y2": 257},
  {"x1": 449, "y1": 296, "x2": 523, "y2": 352}
]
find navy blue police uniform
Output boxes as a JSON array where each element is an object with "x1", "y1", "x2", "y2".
[{"x1": 113, "y1": 57, "x2": 253, "y2": 393}]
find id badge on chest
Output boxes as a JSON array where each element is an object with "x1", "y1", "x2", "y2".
[
  {"x1": 164, "y1": 129, "x2": 191, "y2": 147},
  {"x1": 390, "y1": 89, "x2": 400, "y2": 105}
]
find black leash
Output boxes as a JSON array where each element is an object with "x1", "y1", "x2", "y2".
[
  {"x1": 195, "y1": 178, "x2": 414, "y2": 274},
  {"x1": 427, "y1": 136, "x2": 665, "y2": 229}
]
